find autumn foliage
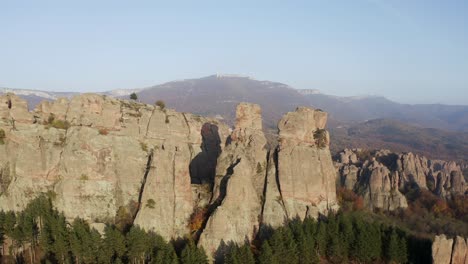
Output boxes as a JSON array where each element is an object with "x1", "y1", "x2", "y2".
[
  {"x1": 188, "y1": 206, "x2": 209, "y2": 233},
  {"x1": 337, "y1": 187, "x2": 365, "y2": 211}
]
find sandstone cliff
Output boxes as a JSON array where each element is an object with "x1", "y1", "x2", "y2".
[
  {"x1": 335, "y1": 149, "x2": 466, "y2": 211},
  {"x1": 432, "y1": 235, "x2": 467, "y2": 264},
  {"x1": 0, "y1": 93, "x2": 230, "y2": 239},
  {"x1": 0, "y1": 94, "x2": 338, "y2": 258},
  {"x1": 198, "y1": 104, "x2": 338, "y2": 260}
]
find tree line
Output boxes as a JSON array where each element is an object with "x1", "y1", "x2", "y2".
[
  {"x1": 224, "y1": 212, "x2": 429, "y2": 264},
  {"x1": 0, "y1": 196, "x2": 207, "y2": 264},
  {"x1": 0, "y1": 196, "x2": 432, "y2": 263}
]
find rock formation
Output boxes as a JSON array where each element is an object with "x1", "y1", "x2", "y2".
[
  {"x1": 432, "y1": 235, "x2": 467, "y2": 264},
  {"x1": 198, "y1": 105, "x2": 339, "y2": 260},
  {"x1": 451, "y1": 236, "x2": 468, "y2": 264},
  {"x1": 0, "y1": 93, "x2": 230, "y2": 239},
  {"x1": 432, "y1": 235, "x2": 454, "y2": 264},
  {"x1": 197, "y1": 103, "x2": 267, "y2": 260},
  {"x1": 335, "y1": 148, "x2": 466, "y2": 211},
  {"x1": 274, "y1": 107, "x2": 337, "y2": 220},
  {"x1": 0, "y1": 94, "x2": 339, "y2": 259}
]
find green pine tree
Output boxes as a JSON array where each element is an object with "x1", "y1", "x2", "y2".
[
  {"x1": 258, "y1": 241, "x2": 278, "y2": 264},
  {"x1": 397, "y1": 235, "x2": 408, "y2": 263},
  {"x1": 338, "y1": 213, "x2": 354, "y2": 259},
  {"x1": 386, "y1": 229, "x2": 400, "y2": 262},
  {"x1": 126, "y1": 226, "x2": 150, "y2": 263},
  {"x1": 315, "y1": 221, "x2": 327, "y2": 257},
  {"x1": 180, "y1": 239, "x2": 208, "y2": 264},
  {"x1": 101, "y1": 225, "x2": 126, "y2": 263}
]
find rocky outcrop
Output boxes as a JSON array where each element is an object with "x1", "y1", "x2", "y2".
[
  {"x1": 335, "y1": 148, "x2": 466, "y2": 211},
  {"x1": 432, "y1": 235, "x2": 454, "y2": 264},
  {"x1": 199, "y1": 105, "x2": 338, "y2": 260},
  {"x1": 1, "y1": 94, "x2": 339, "y2": 259},
  {"x1": 0, "y1": 93, "x2": 34, "y2": 127},
  {"x1": 432, "y1": 235, "x2": 467, "y2": 264},
  {"x1": 451, "y1": 236, "x2": 467, "y2": 264},
  {"x1": 275, "y1": 107, "x2": 337, "y2": 219},
  {"x1": 336, "y1": 149, "x2": 408, "y2": 210},
  {"x1": 361, "y1": 160, "x2": 408, "y2": 211},
  {"x1": 197, "y1": 103, "x2": 267, "y2": 259},
  {"x1": 0, "y1": 94, "x2": 230, "y2": 239}
]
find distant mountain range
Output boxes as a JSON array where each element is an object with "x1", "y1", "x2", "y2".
[
  {"x1": 330, "y1": 119, "x2": 468, "y2": 161},
  {"x1": 2, "y1": 75, "x2": 467, "y2": 160},
  {"x1": 3, "y1": 75, "x2": 466, "y2": 131}
]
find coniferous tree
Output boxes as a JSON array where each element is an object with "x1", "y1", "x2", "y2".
[
  {"x1": 326, "y1": 213, "x2": 343, "y2": 260},
  {"x1": 353, "y1": 216, "x2": 373, "y2": 262},
  {"x1": 15, "y1": 210, "x2": 38, "y2": 263},
  {"x1": 130, "y1": 93, "x2": 138, "y2": 101},
  {"x1": 281, "y1": 226, "x2": 299, "y2": 264},
  {"x1": 180, "y1": 239, "x2": 208, "y2": 264},
  {"x1": 70, "y1": 218, "x2": 100, "y2": 264},
  {"x1": 238, "y1": 244, "x2": 255, "y2": 264},
  {"x1": 224, "y1": 245, "x2": 241, "y2": 264},
  {"x1": 368, "y1": 223, "x2": 382, "y2": 260},
  {"x1": 126, "y1": 226, "x2": 150, "y2": 264},
  {"x1": 386, "y1": 228, "x2": 400, "y2": 262},
  {"x1": 338, "y1": 213, "x2": 354, "y2": 259},
  {"x1": 100, "y1": 225, "x2": 126, "y2": 263},
  {"x1": 289, "y1": 218, "x2": 317, "y2": 264},
  {"x1": 258, "y1": 241, "x2": 277, "y2": 264},
  {"x1": 0, "y1": 212, "x2": 3, "y2": 247},
  {"x1": 151, "y1": 243, "x2": 178, "y2": 264},
  {"x1": 315, "y1": 221, "x2": 327, "y2": 256},
  {"x1": 397, "y1": 234, "x2": 408, "y2": 263}
]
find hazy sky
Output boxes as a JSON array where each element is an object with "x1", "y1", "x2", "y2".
[{"x1": 1, "y1": 0, "x2": 467, "y2": 105}]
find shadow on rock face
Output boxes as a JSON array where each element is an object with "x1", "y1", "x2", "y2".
[{"x1": 190, "y1": 123, "x2": 222, "y2": 184}]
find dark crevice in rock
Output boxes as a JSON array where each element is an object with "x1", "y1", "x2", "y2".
[
  {"x1": 196, "y1": 158, "x2": 241, "y2": 242},
  {"x1": 145, "y1": 107, "x2": 156, "y2": 137},
  {"x1": 7, "y1": 99, "x2": 12, "y2": 109},
  {"x1": 51, "y1": 129, "x2": 69, "y2": 181},
  {"x1": 273, "y1": 148, "x2": 288, "y2": 219},
  {"x1": 213, "y1": 158, "x2": 240, "y2": 206},
  {"x1": 190, "y1": 123, "x2": 221, "y2": 185},
  {"x1": 259, "y1": 150, "x2": 271, "y2": 225},
  {"x1": 182, "y1": 113, "x2": 191, "y2": 138},
  {"x1": 133, "y1": 150, "x2": 154, "y2": 221},
  {"x1": 172, "y1": 148, "x2": 177, "y2": 235}
]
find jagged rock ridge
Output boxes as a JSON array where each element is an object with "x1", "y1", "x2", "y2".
[
  {"x1": 0, "y1": 93, "x2": 338, "y2": 259},
  {"x1": 335, "y1": 149, "x2": 467, "y2": 211}
]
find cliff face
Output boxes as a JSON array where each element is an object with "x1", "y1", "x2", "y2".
[
  {"x1": 0, "y1": 93, "x2": 231, "y2": 238},
  {"x1": 335, "y1": 149, "x2": 466, "y2": 211},
  {"x1": 275, "y1": 108, "x2": 338, "y2": 220},
  {"x1": 0, "y1": 94, "x2": 338, "y2": 257},
  {"x1": 198, "y1": 104, "x2": 338, "y2": 260},
  {"x1": 432, "y1": 235, "x2": 467, "y2": 264}
]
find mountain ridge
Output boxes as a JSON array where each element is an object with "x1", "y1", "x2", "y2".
[{"x1": 2, "y1": 75, "x2": 467, "y2": 133}]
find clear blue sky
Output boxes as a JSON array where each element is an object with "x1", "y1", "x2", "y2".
[{"x1": 1, "y1": 0, "x2": 467, "y2": 105}]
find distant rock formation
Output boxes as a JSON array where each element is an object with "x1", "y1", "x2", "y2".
[
  {"x1": 335, "y1": 149, "x2": 466, "y2": 211},
  {"x1": 432, "y1": 235, "x2": 467, "y2": 264},
  {"x1": 0, "y1": 93, "x2": 338, "y2": 259}
]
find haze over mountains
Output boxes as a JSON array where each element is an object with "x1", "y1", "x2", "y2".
[
  {"x1": 3, "y1": 75, "x2": 466, "y2": 130},
  {"x1": 2, "y1": 74, "x2": 467, "y2": 160}
]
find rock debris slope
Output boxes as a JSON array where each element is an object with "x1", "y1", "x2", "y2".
[{"x1": 0, "y1": 93, "x2": 338, "y2": 257}]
